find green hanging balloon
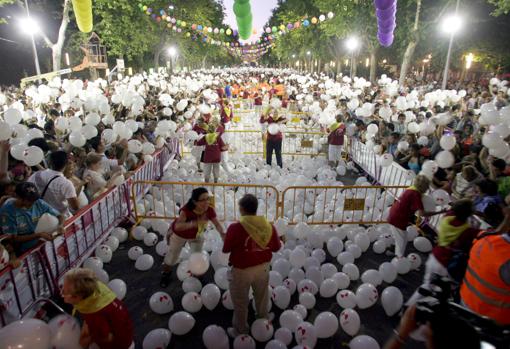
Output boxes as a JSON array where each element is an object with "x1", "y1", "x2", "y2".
[{"x1": 234, "y1": 0, "x2": 252, "y2": 39}]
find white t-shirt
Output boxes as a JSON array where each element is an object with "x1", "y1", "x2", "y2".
[
  {"x1": 83, "y1": 169, "x2": 107, "y2": 198},
  {"x1": 28, "y1": 169, "x2": 77, "y2": 216}
]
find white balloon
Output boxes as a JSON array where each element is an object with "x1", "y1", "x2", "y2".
[
  {"x1": 132, "y1": 226, "x2": 148, "y2": 240},
  {"x1": 268, "y1": 124, "x2": 280, "y2": 135},
  {"x1": 432, "y1": 189, "x2": 450, "y2": 206},
  {"x1": 349, "y1": 335, "x2": 380, "y2": 349},
  {"x1": 361, "y1": 269, "x2": 382, "y2": 286},
  {"x1": 381, "y1": 286, "x2": 404, "y2": 316},
  {"x1": 108, "y1": 279, "x2": 127, "y2": 300},
  {"x1": 439, "y1": 135, "x2": 456, "y2": 150},
  {"x1": 182, "y1": 291, "x2": 203, "y2": 313},
  {"x1": 203, "y1": 325, "x2": 229, "y2": 349},
  {"x1": 336, "y1": 289, "x2": 357, "y2": 309},
  {"x1": 214, "y1": 267, "x2": 230, "y2": 290},
  {"x1": 279, "y1": 310, "x2": 303, "y2": 332},
  {"x1": 342, "y1": 263, "x2": 359, "y2": 281},
  {"x1": 380, "y1": 153, "x2": 393, "y2": 167},
  {"x1": 299, "y1": 292, "x2": 316, "y2": 309},
  {"x1": 35, "y1": 213, "x2": 59, "y2": 233},
  {"x1": 355, "y1": 283, "x2": 379, "y2": 309},
  {"x1": 95, "y1": 244, "x2": 112, "y2": 263},
  {"x1": 372, "y1": 240, "x2": 386, "y2": 254},
  {"x1": 222, "y1": 290, "x2": 234, "y2": 310},
  {"x1": 332, "y1": 272, "x2": 350, "y2": 290},
  {"x1": 182, "y1": 277, "x2": 203, "y2": 293},
  {"x1": 83, "y1": 256, "x2": 103, "y2": 273},
  {"x1": 407, "y1": 253, "x2": 422, "y2": 270},
  {"x1": 128, "y1": 139, "x2": 143, "y2": 153},
  {"x1": 272, "y1": 285, "x2": 291, "y2": 310},
  {"x1": 189, "y1": 252, "x2": 210, "y2": 276},
  {"x1": 435, "y1": 150, "x2": 455, "y2": 168},
  {"x1": 128, "y1": 246, "x2": 143, "y2": 260},
  {"x1": 135, "y1": 254, "x2": 154, "y2": 271},
  {"x1": 0, "y1": 319, "x2": 51, "y2": 349},
  {"x1": 295, "y1": 322, "x2": 317, "y2": 348},
  {"x1": 314, "y1": 311, "x2": 338, "y2": 338},
  {"x1": 340, "y1": 308, "x2": 361, "y2": 336},
  {"x1": 168, "y1": 311, "x2": 195, "y2": 335},
  {"x1": 69, "y1": 131, "x2": 86, "y2": 147},
  {"x1": 379, "y1": 262, "x2": 397, "y2": 283},
  {"x1": 143, "y1": 232, "x2": 159, "y2": 247},
  {"x1": 4, "y1": 108, "x2": 22, "y2": 125},
  {"x1": 327, "y1": 237, "x2": 343, "y2": 257},
  {"x1": 149, "y1": 291, "x2": 174, "y2": 314},
  {"x1": 265, "y1": 339, "x2": 287, "y2": 349},
  {"x1": 201, "y1": 283, "x2": 221, "y2": 310},
  {"x1": 319, "y1": 278, "x2": 338, "y2": 298},
  {"x1": 251, "y1": 319, "x2": 274, "y2": 342},
  {"x1": 23, "y1": 146, "x2": 44, "y2": 166},
  {"x1": 391, "y1": 257, "x2": 412, "y2": 275},
  {"x1": 274, "y1": 327, "x2": 293, "y2": 346},
  {"x1": 289, "y1": 248, "x2": 306, "y2": 268},
  {"x1": 111, "y1": 227, "x2": 128, "y2": 242},
  {"x1": 413, "y1": 236, "x2": 433, "y2": 252},
  {"x1": 143, "y1": 329, "x2": 172, "y2": 349},
  {"x1": 104, "y1": 236, "x2": 119, "y2": 252}
]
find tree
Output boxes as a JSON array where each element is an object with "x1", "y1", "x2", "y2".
[
  {"x1": 488, "y1": 0, "x2": 510, "y2": 15},
  {"x1": 40, "y1": 0, "x2": 71, "y2": 72},
  {"x1": 398, "y1": 0, "x2": 422, "y2": 86},
  {"x1": 0, "y1": 0, "x2": 16, "y2": 24}
]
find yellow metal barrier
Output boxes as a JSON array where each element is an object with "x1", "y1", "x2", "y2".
[
  {"x1": 181, "y1": 130, "x2": 327, "y2": 158},
  {"x1": 131, "y1": 181, "x2": 280, "y2": 223},
  {"x1": 280, "y1": 185, "x2": 408, "y2": 225}
]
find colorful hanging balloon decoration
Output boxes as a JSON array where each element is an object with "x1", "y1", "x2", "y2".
[
  {"x1": 72, "y1": 0, "x2": 93, "y2": 33},
  {"x1": 374, "y1": 0, "x2": 397, "y2": 47},
  {"x1": 233, "y1": 0, "x2": 253, "y2": 40}
]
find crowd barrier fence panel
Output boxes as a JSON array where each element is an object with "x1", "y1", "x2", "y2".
[
  {"x1": 280, "y1": 185, "x2": 408, "y2": 225},
  {"x1": 131, "y1": 181, "x2": 280, "y2": 224}
]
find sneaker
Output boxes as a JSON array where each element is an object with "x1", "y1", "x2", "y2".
[
  {"x1": 227, "y1": 327, "x2": 238, "y2": 338},
  {"x1": 160, "y1": 272, "x2": 171, "y2": 288}
]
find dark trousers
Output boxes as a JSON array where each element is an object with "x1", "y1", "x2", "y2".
[{"x1": 266, "y1": 139, "x2": 282, "y2": 168}]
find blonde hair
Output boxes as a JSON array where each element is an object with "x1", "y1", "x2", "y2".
[
  {"x1": 64, "y1": 268, "x2": 98, "y2": 299},
  {"x1": 413, "y1": 175, "x2": 430, "y2": 194}
]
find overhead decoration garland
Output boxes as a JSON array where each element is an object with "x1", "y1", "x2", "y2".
[
  {"x1": 233, "y1": 0, "x2": 253, "y2": 40},
  {"x1": 72, "y1": 0, "x2": 93, "y2": 33},
  {"x1": 374, "y1": 0, "x2": 397, "y2": 47}
]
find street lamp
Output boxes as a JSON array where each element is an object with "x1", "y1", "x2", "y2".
[
  {"x1": 345, "y1": 36, "x2": 360, "y2": 78},
  {"x1": 19, "y1": 15, "x2": 41, "y2": 77},
  {"x1": 440, "y1": 0, "x2": 462, "y2": 90}
]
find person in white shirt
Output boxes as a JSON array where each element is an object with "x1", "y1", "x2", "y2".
[
  {"x1": 83, "y1": 153, "x2": 124, "y2": 199},
  {"x1": 88, "y1": 136, "x2": 127, "y2": 178},
  {"x1": 28, "y1": 150, "x2": 79, "y2": 218}
]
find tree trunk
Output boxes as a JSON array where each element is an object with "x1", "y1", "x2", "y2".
[
  {"x1": 352, "y1": 56, "x2": 358, "y2": 78},
  {"x1": 369, "y1": 49, "x2": 377, "y2": 83},
  {"x1": 154, "y1": 49, "x2": 162, "y2": 69},
  {"x1": 399, "y1": 0, "x2": 422, "y2": 86},
  {"x1": 41, "y1": 0, "x2": 71, "y2": 72}
]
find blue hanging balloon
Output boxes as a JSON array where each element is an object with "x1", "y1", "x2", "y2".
[
  {"x1": 303, "y1": 19, "x2": 310, "y2": 27},
  {"x1": 197, "y1": 25, "x2": 203, "y2": 30}
]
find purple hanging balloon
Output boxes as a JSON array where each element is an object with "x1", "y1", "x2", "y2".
[
  {"x1": 376, "y1": 4, "x2": 397, "y2": 19},
  {"x1": 374, "y1": 0, "x2": 396, "y2": 10},
  {"x1": 378, "y1": 20, "x2": 396, "y2": 33}
]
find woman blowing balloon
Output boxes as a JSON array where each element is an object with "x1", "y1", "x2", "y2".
[{"x1": 160, "y1": 187, "x2": 225, "y2": 287}]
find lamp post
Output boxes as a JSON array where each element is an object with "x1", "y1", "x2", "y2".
[
  {"x1": 441, "y1": 0, "x2": 462, "y2": 90},
  {"x1": 167, "y1": 46, "x2": 177, "y2": 74},
  {"x1": 20, "y1": 0, "x2": 41, "y2": 78},
  {"x1": 345, "y1": 36, "x2": 360, "y2": 78}
]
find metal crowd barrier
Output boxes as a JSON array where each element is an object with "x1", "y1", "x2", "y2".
[
  {"x1": 182, "y1": 130, "x2": 327, "y2": 158},
  {"x1": 131, "y1": 181, "x2": 280, "y2": 223},
  {"x1": 0, "y1": 141, "x2": 178, "y2": 326},
  {"x1": 280, "y1": 185, "x2": 405, "y2": 225},
  {"x1": 348, "y1": 138, "x2": 379, "y2": 180}
]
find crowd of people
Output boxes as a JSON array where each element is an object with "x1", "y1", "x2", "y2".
[{"x1": 0, "y1": 67, "x2": 510, "y2": 347}]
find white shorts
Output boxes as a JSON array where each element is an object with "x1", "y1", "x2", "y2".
[{"x1": 328, "y1": 144, "x2": 343, "y2": 162}]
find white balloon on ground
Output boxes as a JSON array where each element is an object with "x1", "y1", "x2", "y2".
[
  {"x1": 381, "y1": 286, "x2": 404, "y2": 316},
  {"x1": 203, "y1": 325, "x2": 229, "y2": 349},
  {"x1": 149, "y1": 291, "x2": 174, "y2": 314},
  {"x1": 108, "y1": 279, "x2": 127, "y2": 300},
  {"x1": 349, "y1": 335, "x2": 380, "y2": 349},
  {"x1": 379, "y1": 262, "x2": 398, "y2": 283},
  {"x1": 299, "y1": 292, "x2": 316, "y2": 309},
  {"x1": 168, "y1": 312, "x2": 195, "y2": 335},
  {"x1": 182, "y1": 277, "x2": 202, "y2": 293},
  {"x1": 201, "y1": 283, "x2": 221, "y2": 310},
  {"x1": 234, "y1": 334, "x2": 256, "y2": 349},
  {"x1": 413, "y1": 236, "x2": 432, "y2": 252},
  {"x1": 319, "y1": 278, "x2": 338, "y2": 298},
  {"x1": 407, "y1": 253, "x2": 422, "y2": 270},
  {"x1": 340, "y1": 308, "x2": 361, "y2": 336},
  {"x1": 272, "y1": 285, "x2": 291, "y2": 310},
  {"x1": 48, "y1": 314, "x2": 81, "y2": 349},
  {"x1": 355, "y1": 283, "x2": 379, "y2": 309},
  {"x1": 265, "y1": 339, "x2": 286, "y2": 349},
  {"x1": 314, "y1": 311, "x2": 338, "y2": 338},
  {"x1": 279, "y1": 310, "x2": 303, "y2": 332},
  {"x1": 294, "y1": 321, "x2": 317, "y2": 348},
  {"x1": 0, "y1": 319, "x2": 51, "y2": 349},
  {"x1": 274, "y1": 327, "x2": 293, "y2": 346},
  {"x1": 83, "y1": 257, "x2": 103, "y2": 273},
  {"x1": 128, "y1": 246, "x2": 143, "y2": 260},
  {"x1": 182, "y1": 292, "x2": 203, "y2": 313},
  {"x1": 135, "y1": 254, "x2": 154, "y2": 271},
  {"x1": 143, "y1": 328, "x2": 172, "y2": 349},
  {"x1": 251, "y1": 319, "x2": 274, "y2": 342},
  {"x1": 336, "y1": 289, "x2": 357, "y2": 309},
  {"x1": 111, "y1": 227, "x2": 128, "y2": 242},
  {"x1": 361, "y1": 270, "x2": 382, "y2": 286},
  {"x1": 95, "y1": 245, "x2": 112, "y2": 263}
]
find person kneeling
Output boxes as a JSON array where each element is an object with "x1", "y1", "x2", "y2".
[{"x1": 223, "y1": 194, "x2": 282, "y2": 337}]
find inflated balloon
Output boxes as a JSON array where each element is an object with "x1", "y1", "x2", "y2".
[
  {"x1": 295, "y1": 322, "x2": 317, "y2": 348},
  {"x1": 35, "y1": 213, "x2": 59, "y2": 233},
  {"x1": 314, "y1": 311, "x2": 338, "y2": 338},
  {"x1": 380, "y1": 153, "x2": 393, "y2": 167},
  {"x1": 289, "y1": 248, "x2": 306, "y2": 268},
  {"x1": 332, "y1": 272, "x2": 350, "y2": 290},
  {"x1": 222, "y1": 290, "x2": 234, "y2": 310},
  {"x1": 69, "y1": 131, "x2": 86, "y2": 147},
  {"x1": 372, "y1": 239, "x2": 386, "y2": 254},
  {"x1": 183, "y1": 277, "x2": 202, "y2": 293},
  {"x1": 272, "y1": 258, "x2": 291, "y2": 278},
  {"x1": 201, "y1": 283, "x2": 221, "y2": 310},
  {"x1": 391, "y1": 256, "x2": 411, "y2": 275},
  {"x1": 340, "y1": 308, "x2": 361, "y2": 336},
  {"x1": 439, "y1": 134, "x2": 456, "y2": 150},
  {"x1": 342, "y1": 263, "x2": 360, "y2": 281},
  {"x1": 95, "y1": 244, "x2": 112, "y2": 263},
  {"x1": 268, "y1": 124, "x2": 280, "y2": 135},
  {"x1": 435, "y1": 150, "x2": 455, "y2": 168},
  {"x1": 337, "y1": 251, "x2": 355, "y2": 265},
  {"x1": 299, "y1": 291, "x2": 316, "y2": 309},
  {"x1": 407, "y1": 253, "x2": 422, "y2": 270},
  {"x1": 111, "y1": 227, "x2": 128, "y2": 243},
  {"x1": 381, "y1": 286, "x2": 403, "y2": 316},
  {"x1": 108, "y1": 279, "x2": 127, "y2": 300},
  {"x1": 143, "y1": 328, "x2": 172, "y2": 349},
  {"x1": 274, "y1": 327, "x2": 293, "y2": 346},
  {"x1": 168, "y1": 311, "x2": 195, "y2": 335},
  {"x1": 349, "y1": 335, "x2": 380, "y2": 349},
  {"x1": 143, "y1": 232, "x2": 158, "y2": 247},
  {"x1": 251, "y1": 318, "x2": 274, "y2": 342},
  {"x1": 128, "y1": 139, "x2": 143, "y2": 153},
  {"x1": 23, "y1": 146, "x2": 44, "y2": 166},
  {"x1": 319, "y1": 278, "x2": 338, "y2": 298},
  {"x1": 336, "y1": 289, "x2": 357, "y2": 309},
  {"x1": 432, "y1": 189, "x2": 450, "y2": 206},
  {"x1": 203, "y1": 325, "x2": 229, "y2": 349},
  {"x1": 265, "y1": 339, "x2": 286, "y2": 349},
  {"x1": 182, "y1": 291, "x2": 203, "y2": 313},
  {"x1": 104, "y1": 235, "x2": 119, "y2": 252},
  {"x1": 413, "y1": 236, "x2": 432, "y2": 252},
  {"x1": 272, "y1": 285, "x2": 291, "y2": 310},
  {"x1": 149, "y1": 291, "x2": 173, "y2": 314},
  {"x1": 132, "y1": 226, "x2": 148, "y2": 240},
  {"x1": 283, "y1": 278, "x2": 297, "y2": 295},
  {"x1": 0, "y1": 319, "x2": 51, "y2": 349},
  {"x1": 321, "y1": 263, "x2": 338, "y2": 279},
  {"x1": 189, "y1": 252, "x2": 210, "y2": 276},
  {"x1": 361, "y1": 269, "x2": 382, "y2": 286},
  {"x1": 279, "y1": 310, "x2": 303, "y2": 332},
  {"x1": 10, "y1": 143, "x2": 27, "y2": 160},
  {"x1": 128, "y1": 246, "x2": 143, "y2": 260},
  {"x1": 135, "y1": 254, "x2": 154, "y2": 271},
  {"x1": 72, "y1": 0, "x2": 93, "y2": 32},
  {"x1": 355, "y1": 283, "x2": 379, "y2": 309},
  {"x1": 214, "y1": 267, "x2": 230, "y2": 290},
  {"x1": 177, "y1": 261, "x2": 193, "y2": 281},
  {"x1": 4, "y1": 108, "x2": 22, "y2": 125},
  {"x1": 83, "y1": 256, "x2": 103, "y2": 272},
  {"x1": 48, "y1": 314, "x2": 80, "y2": 349},
  {"x1": 379, "y1": 262, "x2": 397, "y2": 283}
]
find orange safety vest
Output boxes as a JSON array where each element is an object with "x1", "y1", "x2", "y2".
[{"x1": 460, "y1": 232, "x2": 510, "y2": 325}]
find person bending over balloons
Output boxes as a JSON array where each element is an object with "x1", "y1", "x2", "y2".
[
  {"x1": 62, "y1": 268, "x2": 134, "y2": 349},
  {"x1": 160, "y1": 187, "x2": 225, "y2": 287},
  {"x1": 387, "y1": 175, "x2": 446, "y2": 258},
  {"x1": 223, "y1": 194, "x2": 282, "y2": 337}
]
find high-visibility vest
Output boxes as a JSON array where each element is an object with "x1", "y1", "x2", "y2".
[{"x1": 460, "y1": 232, "x2": 510, "y2": 325}]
